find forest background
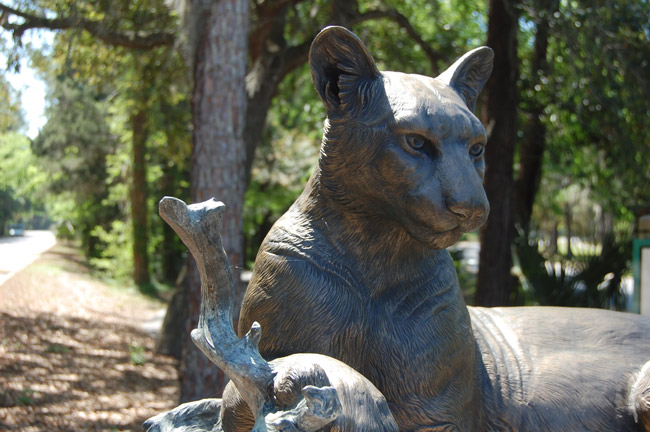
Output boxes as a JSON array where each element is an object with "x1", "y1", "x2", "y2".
[{"x1": 1, "y1": 0, "x2": 649, "y2": 401}]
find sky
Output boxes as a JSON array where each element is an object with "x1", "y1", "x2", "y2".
[
  {"x1": 6, "y1": 61, "x2": 46, "y2": 139},
  {"x1": 2, "y1": 32, "x2": 50, "y2": 139}
]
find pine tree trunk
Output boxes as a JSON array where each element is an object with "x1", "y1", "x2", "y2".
[
  {"x1": 131, "y1": 108, "x2": 150, "y2": 287},
  {"x1": 475, "y1": 0, "x2": 520, "y2": 307},
  {"x1": 179, "y1": 0, "x2": 248, "y2": 402}
]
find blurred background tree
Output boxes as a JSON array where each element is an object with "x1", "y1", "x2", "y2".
[
  {"x1": 507, "y1": 0, "x2": 650, "y2": 308},
  {"x1": 1, "y1": 0, "x2": 648, "y2": 401},
  {"x1": 0, "y1": 73, "x2": 32, "y2": 235}
]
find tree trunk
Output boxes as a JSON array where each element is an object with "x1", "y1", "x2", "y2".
[
  {"x1": 600, "y1": 211, "x2": 614, "y2": 244},
  {"x1": 131, "y1": 108, "x2": 151, "y2": 287},
  {"x1": 550, "y1": 220, "x2": 558, "y2": 254},
  {"x1": 155, "y1": 265, "x2": 186, "y2": 360},
  {"x1": 514, "y1": 0, "x2": 558, "y2": 233},
  {"x1": 564, "y1": 203, "x2": 573, "y2": 259},
  {"x1": 244, "y1": 4, "x2": 289, "y2": 185},
  {"x1": 159, "y1": 153, "x2": 186, "y2": 284},
  {"x1": 475, "y1": 0, "x2": 520, "y2": 307},
  {"x1": 179, "y1": 0, "x2": 248, "y2": 402}
]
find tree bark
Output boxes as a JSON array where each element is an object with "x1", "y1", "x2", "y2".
[
  {"x1": 180, "y1": 0, "x2": 248, "y2": 402},
  {"x1": 155, "y1": 269, "x2": 186, "y2": 360},
  {"x1": 130, "y1": 108, "x2": 150, "y2": 287},
  {"x1": 514, "y1": 0, "x2": 558, "y2": 233},
  {"x1": 475, "y1": 0, "x2": 520, "y2": 307}
]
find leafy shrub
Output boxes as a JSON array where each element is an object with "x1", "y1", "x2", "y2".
[{"x1": 515, "y1": 231, "x2": 630, "y2": 310}]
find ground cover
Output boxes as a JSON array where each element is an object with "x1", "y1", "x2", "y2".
[{"x1": 0, "y1": 242, "x2": 179, "y2": 431}]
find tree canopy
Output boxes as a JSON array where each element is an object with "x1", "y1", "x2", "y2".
[{"x1": 2, "y1": 0, "x2": 649, "y2": 400}]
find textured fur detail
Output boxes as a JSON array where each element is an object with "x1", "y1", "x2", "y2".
[
  {"x1": 235, "y1": 27, "x2": 650, "y2": 432},
  {"x1": 630, "y1": 360, "x2": 650, "y2": 431}
]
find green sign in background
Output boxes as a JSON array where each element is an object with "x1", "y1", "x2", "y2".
[{"x1": 632, "y1": 238, "x2": 650, "y2": 314}]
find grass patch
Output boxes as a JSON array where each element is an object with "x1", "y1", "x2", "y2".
[
  {"x1": 17, "y1": 388, "x2": 35, "y2": 406},
  {"x1": 46, "y1": 343, "x2": 71, "y2": 354},
  {"x1": 128, "y1": 343, "x2": 147, "y2": 366}
]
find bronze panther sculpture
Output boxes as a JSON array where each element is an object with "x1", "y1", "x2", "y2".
[
  {"x1": 147, "y1": 26, "x2": 650, "y2": 432},
  {"x1": 228, "y1": 26, "x2": 650, "y2": 431}
]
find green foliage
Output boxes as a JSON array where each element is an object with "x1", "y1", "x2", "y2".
[
  {"x1": 32, "y1": 77, "x2": 118, "y2": 256},
  {"x1": 89, "y1": 220, "x2": 133, "y2": 280},
  {"x1": 46, "y1": 343, "x2": 71, "y2": 354},
  {"x1": 0, "y1": 132, "x2": 47, "y2": 234},
  {"x1": 33, "y1": 78, "x2": 115, "y2": 196},
  {"x1": 515, "y1": 230, "x2": 631, "y2": 310},
  {"x1": 512, "y1": 1, "x2": 648, "y2": 310},
  {"x1": 12, "y1": 0, "x2": 190, "y2": 287},
  {"x1": 16, "y1": 388, "x2": 35, "y2": 406},
  {"x1": 128, "y1": 342, "x2": 147, "y2": 366},
  {"x1": 268, "y1": 63, "x2": 326, "y2": 143},
  {"x1": 4, "y1": 0, "x2": 647, "y2": 303},
  {"x1": 244, "y1": 81, "x2": 320, "y2": 265},
  {"x1": 358, "y1": 0, "x2": 487, "y2": 74},
  {"x1": 528, "y1": 0, "x2": 650, "y2": 216},
  {"x1": 0, "y1": 75, "x2": 25, "y2": 133},
  {"x1": 0, "y1": 187, "x2": 20, "y2": 236}
]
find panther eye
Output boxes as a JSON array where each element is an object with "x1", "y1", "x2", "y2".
[
  {"x1": 406, "y1": 135, "x2": 426, "y2": 150},
  {"x1": 469, "y1": 142, "x2": 485, "y2": 157}
]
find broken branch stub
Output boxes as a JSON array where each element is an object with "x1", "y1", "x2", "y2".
[{"x1": 158, "y1": 196, "x2": 273, "y2": 418}]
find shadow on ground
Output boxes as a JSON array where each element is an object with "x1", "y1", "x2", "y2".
[
  {"x1": 0, "y1": 245, "x2": 179, "y2": 431},
  {"x1": 0, "y1": 311, "x2": 179, "y2": 431}
]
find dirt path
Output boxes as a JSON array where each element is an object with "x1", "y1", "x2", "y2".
[{"x1": 0, "y1": 242, "x2": 180, "y2": 431}]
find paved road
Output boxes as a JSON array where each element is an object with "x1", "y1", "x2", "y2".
[{"x1": 0, "y1": 230, "x2": 56, "y2": 286}]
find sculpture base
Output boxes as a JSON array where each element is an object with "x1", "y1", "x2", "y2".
[{"x1": 144, "y1": 398, "x2": 223, "y2": 432}]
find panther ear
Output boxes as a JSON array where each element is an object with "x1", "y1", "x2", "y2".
[
  {"x1": 437, "y1": 46, "x2": 494, "y2": 112},
  {"x1": 309, "y1": 26, "x2": 381, "y2": 114}
]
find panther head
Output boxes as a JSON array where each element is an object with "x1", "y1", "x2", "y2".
[{"x1": 309, "y1": 26, "x2": 493, "y2": 250}]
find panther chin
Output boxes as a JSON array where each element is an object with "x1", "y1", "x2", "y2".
[
  {"x1": 408, "y1": 215, "x2": 486, "y2": 250},
  {"x1": 408, "y1": 226, "x2": 465, "y2": 250}
]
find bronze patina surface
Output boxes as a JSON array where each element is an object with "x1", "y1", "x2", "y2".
[
  {"x1": 148, "y1": 26, "x2": 650, "y2": 432},
  {"x1": 236, "y1": 26, "x2": 650, "y2": 431}
]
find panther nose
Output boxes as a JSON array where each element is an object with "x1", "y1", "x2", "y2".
[
  {"x1": 449, "y1": 204, "x2": 471, "y2": 221},
  {"x1": 447, "y1": 200, "x2": 485, "y2": 222},
  {"x1": 449, "y1": 205, "x2": 470, "y2": 221}
]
